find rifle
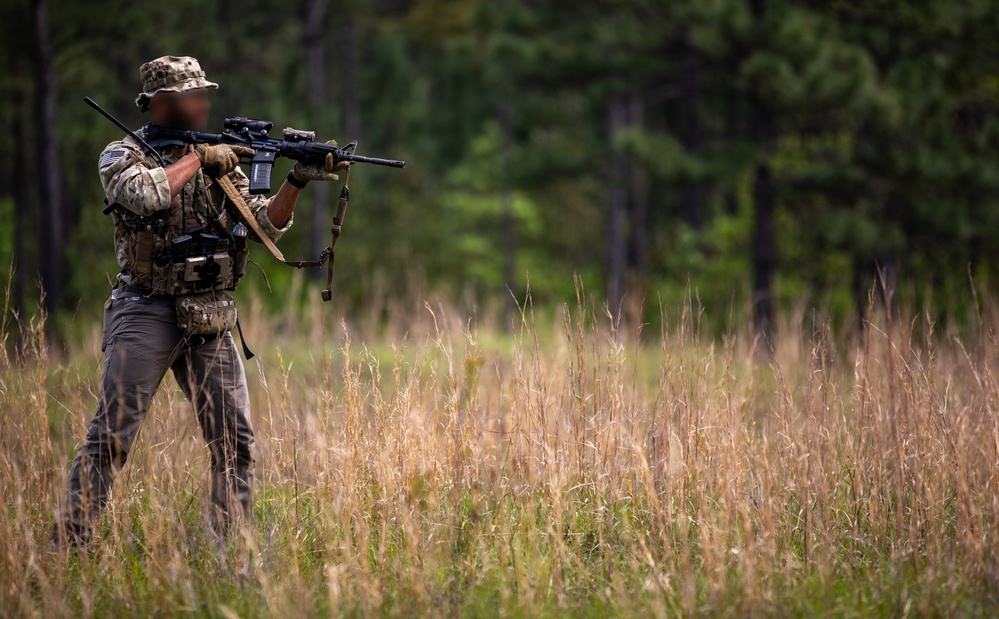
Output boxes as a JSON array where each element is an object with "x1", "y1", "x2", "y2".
[{"x1": 141, "y1": 117, "x2": 405, "y2": 194}]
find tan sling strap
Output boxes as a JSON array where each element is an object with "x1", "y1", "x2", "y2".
[
  {"x1": 216, "y1": 174, "x2": 287, "y2": 261},
  {"x1": 215, "y1": 170, "x2": 350, "y2": 302}
]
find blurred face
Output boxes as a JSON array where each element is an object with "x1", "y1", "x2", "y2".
[{"x1": 149, "y1": 89, "x2": 212, "y2": 130}]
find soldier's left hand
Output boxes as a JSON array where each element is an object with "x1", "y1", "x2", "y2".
[
  {"x1": 195, "y1": 143, "x2": 255, "y2": 176},
  {"x1": 292, "y1": 140, "x2": 351, "y2": 183}
]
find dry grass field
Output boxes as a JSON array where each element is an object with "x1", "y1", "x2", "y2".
[{"x1": 3, "y1": 280, "x2": 999, "y2": 617}]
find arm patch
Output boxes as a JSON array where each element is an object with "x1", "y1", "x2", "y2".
[{"x1": 99, "y1": 149, "x2": 126, "y2": 169}]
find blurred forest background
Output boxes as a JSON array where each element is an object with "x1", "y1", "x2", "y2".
[{"x1": 3, "y1": 0, "x2": 999, "y2": 341}]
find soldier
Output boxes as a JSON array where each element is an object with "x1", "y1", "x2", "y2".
[{"x1": 51, "y1": 56, "x2": 344, "y2": 547}]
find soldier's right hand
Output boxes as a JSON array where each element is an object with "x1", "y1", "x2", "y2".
[{"x1": 194, "y1": 144, "x2": 255, "y2": 177}]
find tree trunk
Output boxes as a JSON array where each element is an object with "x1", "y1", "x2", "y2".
[
  {"x1": 33, "y1": 0, "x2": 62, "y2": 314},
  {"x1": 216, "y1": 0, "x2": 239, "y2": 120},
  {"x1": 498, "y1": 85, "x2": 516, "y2": 317},
  {"x1": 339, "y1": 9, "x2": 362, "y2": 141},
  {"x1": 304, "y1": 0, "x2": 332, "y2": 265},
  {"x1": 607, "y1": 94, "x2": 628, "y2": 318},
  {"x1": 749, "y1": 0, "x2": 775, "y2": 352},
  {"x1": 676, "y1": 31, "x2": 705, "y2": 229},
  {"x1": 12, "y1": 86, "x2": 29, "y2": 324},
  {"x1": 751, "y1": 160, "x2": 774, "y2": 348},
  {"x1": 626, "y1": 93, "x2": 649, "y2": 312}
]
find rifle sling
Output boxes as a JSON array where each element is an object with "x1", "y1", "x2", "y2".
[
  {"x1": 216, "y1": 174, "x2": 287, "y2": 261},
  {"x1": 215, "y1": 172, "x2": 348, "y2": 302}
]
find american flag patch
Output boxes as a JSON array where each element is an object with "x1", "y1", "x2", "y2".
[{"x1": 99, "y1": 149, "x2": 126, "y2": 169}]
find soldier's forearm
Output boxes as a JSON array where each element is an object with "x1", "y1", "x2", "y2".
[
  {"x1": 266, "y1": 180, "x2": 299, "y2": 229},
  {"x1": 165, "y1": 152, "x2": 202, "y2": 198}
]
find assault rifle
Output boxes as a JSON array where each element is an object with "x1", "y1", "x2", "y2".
[
  {"x1": 141, "y1": 118, "x2": 405, "y2": 194},
  {"x1": 84, "y1": 96, "x2": 405, "y2": 304},
  {"x1": 83, "y1": 96, "x2": 405, "y2": 198}
]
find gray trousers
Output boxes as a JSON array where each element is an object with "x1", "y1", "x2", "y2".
[{"x1": 52, "y1": 288, "x2": 254, "y2": 544}]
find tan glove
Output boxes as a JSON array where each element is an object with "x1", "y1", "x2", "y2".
[
  {"x1": 292, "y1": 140, "x2": 351, "y2": 183},
  {"x1": 195, "y1": 143, "x2": 255, "y2": 177}
]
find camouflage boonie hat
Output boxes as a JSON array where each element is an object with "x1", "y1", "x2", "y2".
[{"x1": 135, "y1": 55, "x2": 218, "y2": 111}]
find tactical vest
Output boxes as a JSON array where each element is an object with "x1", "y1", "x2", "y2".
[{"x1": 111, "y1": 138, "x2": 250, "y2": 295}]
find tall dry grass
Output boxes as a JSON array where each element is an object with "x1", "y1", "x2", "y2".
[{"x1": 2, "y1": 278, "x2": 999, "y2": 616}]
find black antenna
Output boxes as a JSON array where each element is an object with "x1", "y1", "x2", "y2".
[{"x1": 84, "y1": 96, "x2": 166, "y2": 167}]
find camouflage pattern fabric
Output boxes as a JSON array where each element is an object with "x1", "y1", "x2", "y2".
[
  {"x1": 98, "y1": 133, "x2": 292, "y2": 291},
  {"x1": 175, "y1": 291, "x2": 238, "y2": 336},
  {"x1": 135, "y1": 55, "x2": 218, "y2": 110}
]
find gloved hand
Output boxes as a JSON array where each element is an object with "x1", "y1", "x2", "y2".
[
  {"x1": 195, "y1": 143, "x2": 255, "y2": 177},
  {"x1": 292, "y1": 140, "x2": 351, "y2": 183}
]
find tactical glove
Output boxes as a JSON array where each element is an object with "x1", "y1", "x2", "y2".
[
  {"x1": 292, "y1": 140, "x2": 351, "y2": 183},
  {"x1": 195, "y1": 143, "x2": 255, "y2": 177}
]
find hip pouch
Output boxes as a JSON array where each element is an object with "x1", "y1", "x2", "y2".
[{"x1": 175, "y1": 291, "x2": 238, "y2": 337}]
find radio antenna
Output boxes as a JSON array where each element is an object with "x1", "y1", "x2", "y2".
[{"x1": 84, "y1": 96, "x2": 166, "y2": 167}]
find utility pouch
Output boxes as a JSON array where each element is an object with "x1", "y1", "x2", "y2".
[
  {"x1": 134, "y1": 227, "x2": 154, "y2": 277},
  {"x1": 175, "y1": 290, "x2": 237, "y2": 337}
]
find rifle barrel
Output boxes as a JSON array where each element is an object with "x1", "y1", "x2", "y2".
[{"x1": 343, "y1": 153, "x2": 406, "y2": 168}]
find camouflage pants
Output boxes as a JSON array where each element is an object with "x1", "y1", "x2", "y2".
[{"x1": 52, "y1": 287, "x2": 254, "y2": 545}]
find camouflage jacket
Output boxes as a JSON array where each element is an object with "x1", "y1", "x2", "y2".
[{"x1": 98, "y1": 132, "x2": 292, "y2": 290}]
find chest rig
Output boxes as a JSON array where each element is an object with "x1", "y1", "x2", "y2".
[{"x1": 113, "y1": 136, "x2": 249, "y2": 295}]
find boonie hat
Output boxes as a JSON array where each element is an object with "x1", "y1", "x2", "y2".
[{"x1": 135, "y1": 55, "x2": 218, "y2": 111}]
